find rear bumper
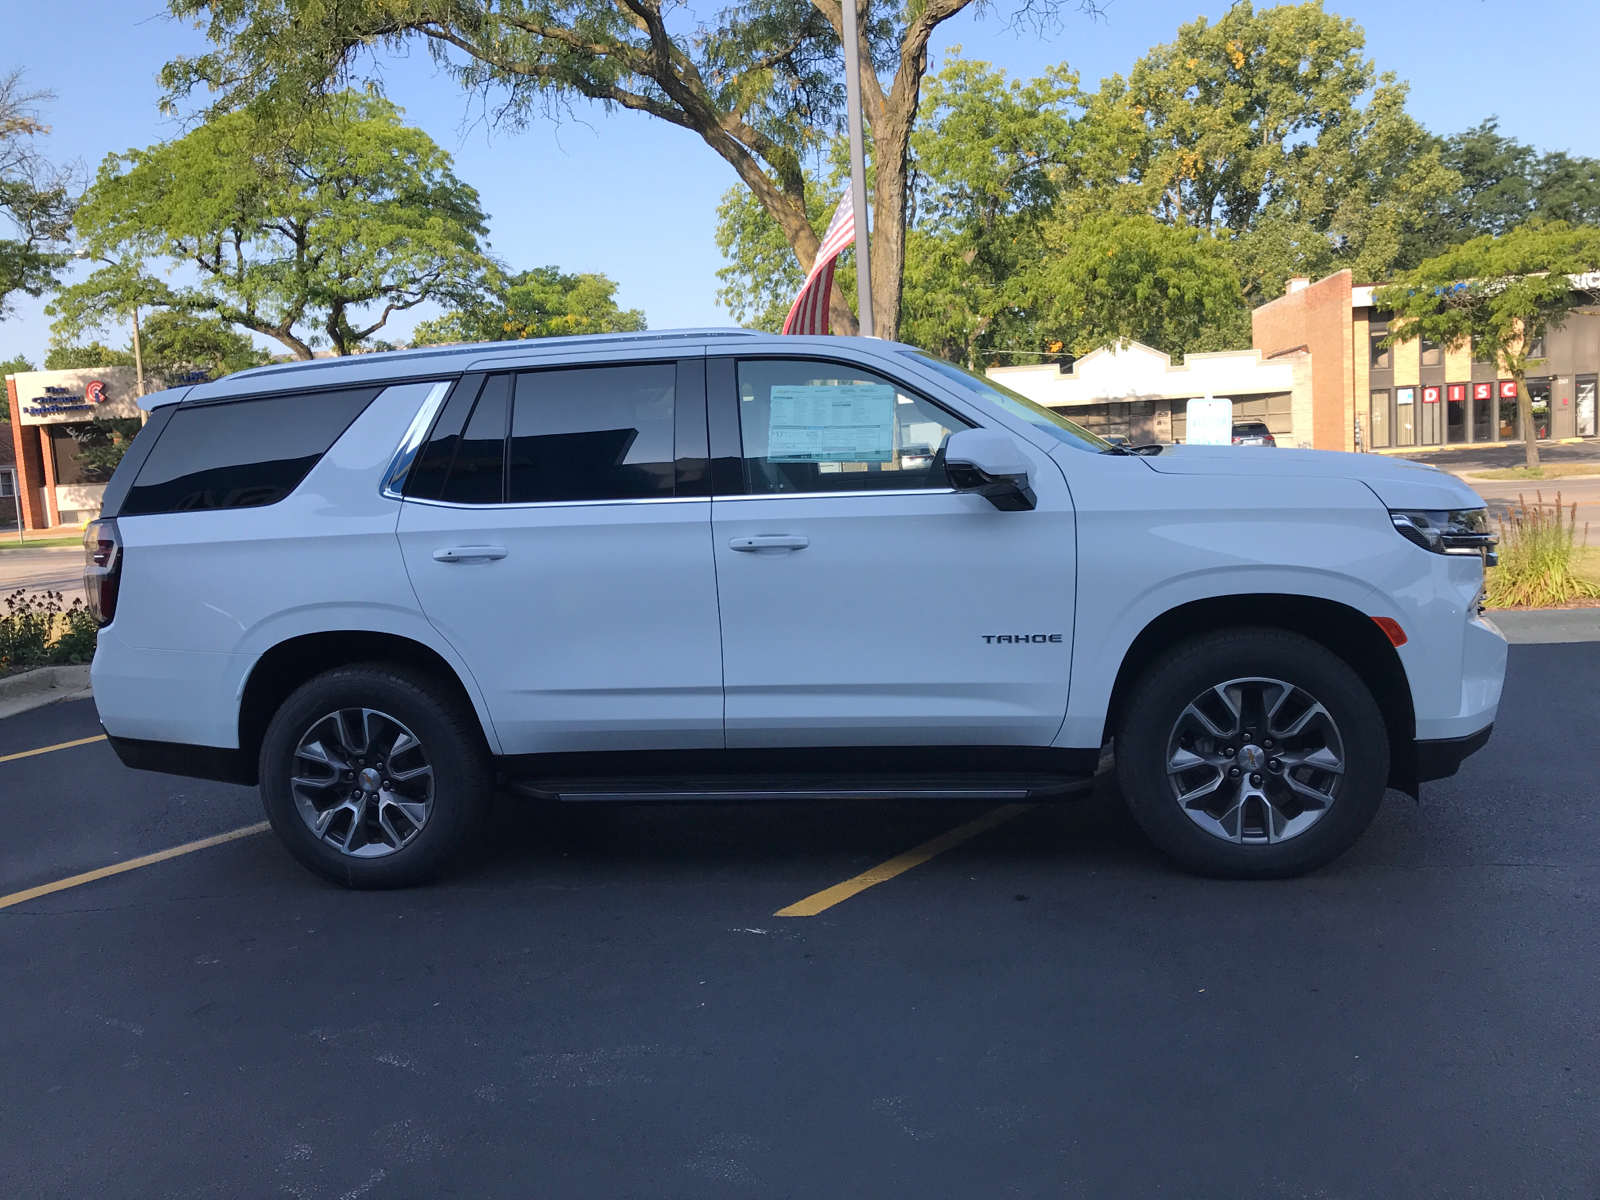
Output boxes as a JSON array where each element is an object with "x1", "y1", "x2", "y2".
[
  {"x1": 105, "y1": 733, "x2": 255, "y2": 786},
  {"x1": 1415, "y1": 723, "x2": 1493, "y2": 785}
]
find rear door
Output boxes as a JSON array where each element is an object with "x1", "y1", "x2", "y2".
[
  {"x1": 398, "y1": 358, "x2": 724, "y2": 754},
  {"x1": 708, "y1": 355, "x2": 1076, "y2": 748}
]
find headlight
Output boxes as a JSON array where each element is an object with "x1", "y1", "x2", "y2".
[{"x1": 1389, "y1": 507, "x2": 1498, "y2": 565}]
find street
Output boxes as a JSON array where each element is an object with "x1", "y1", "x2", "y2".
[
  {"x1": 1, "y1": 641, "x2": 1595, "y2": 1199},
  {"x1": 0, "y1": 545, "x2": 83, "y2": 605}
]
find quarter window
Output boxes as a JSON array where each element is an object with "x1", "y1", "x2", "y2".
[
  {"x1": 734, "y1": 359, "x2": 972, "y2": 495},
  {"x1": 120, "y1": 387, "x2": 379, "y2": 515}
]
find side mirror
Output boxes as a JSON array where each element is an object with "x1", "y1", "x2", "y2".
[{"x1": 944, "y1": 429, "x2": 1037, "y2": 512}]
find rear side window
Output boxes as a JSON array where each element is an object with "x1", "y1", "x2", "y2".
[
  {"x1": 509, "y1": 364, "x2": 675, "y2": 502},
  {"x1": 407, "y1": 363, "x2": 678, "y2": 504},
  {"x1": 120, "y1": 387, "x2": 379, "y2": 516}
]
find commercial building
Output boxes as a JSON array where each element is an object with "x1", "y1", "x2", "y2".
[
  {"x1": 1254, "y1": 269, "x2": 1600, "y2": 452},
  {"x1": 5, "y1": 367, "x2": 146, "y2": 530},
  {"x1": 992, "y1": 269, "x2": 1600, "y2": 453},
  {"x1": 988, "y1": 341, "x2": 1314, "y2": 446}
]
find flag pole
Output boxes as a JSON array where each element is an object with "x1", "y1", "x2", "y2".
[{"x1": 840, "y1": 0, "x2": 873, "y2": 338}]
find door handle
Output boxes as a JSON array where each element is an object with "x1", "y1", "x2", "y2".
[
  {"x1": 433, "y1": 546, "x2": 508, "y2": 563},
  {"x1": 729, "y1": 535, "x2": 809, "y2": 553}
]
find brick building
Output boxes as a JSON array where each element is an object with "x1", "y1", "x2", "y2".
[{"x1": 1254, "y1": 269, "x2": 1600, "y2": 451}]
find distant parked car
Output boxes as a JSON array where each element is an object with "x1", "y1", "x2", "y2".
[{"x1": 1232, "y1": 422, "x2": 1276, "y2": 446}]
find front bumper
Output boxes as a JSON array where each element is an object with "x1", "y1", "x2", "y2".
[{"x1": 1415, "y1": 723, "x2": 1494, "y2": 784}]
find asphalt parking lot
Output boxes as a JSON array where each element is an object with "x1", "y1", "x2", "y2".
[{"x1": 2, "y1": 644, "x2": 1597, "y2": 1199}]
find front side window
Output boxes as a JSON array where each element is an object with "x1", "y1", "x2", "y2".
[
  {"x1": 903, "y1": 352, "x2": 1110, "y2": 452},
  {"x1": 735, "y1": 359, "x2": 972, "y2": 495},
  {"x1": 120, "y1": 386, "x2": 380, "y2": 515}
]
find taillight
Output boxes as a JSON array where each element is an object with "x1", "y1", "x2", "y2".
[{"x1": 84, "y1": 518, "x2": 122, "y2": 627}]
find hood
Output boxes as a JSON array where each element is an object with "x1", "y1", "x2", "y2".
[{"x1": 1139, "y1": 444, "x2": 1485, "y2": 511}]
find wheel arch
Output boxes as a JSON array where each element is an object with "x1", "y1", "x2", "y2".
[
  {"x1": 237, "y1": 631, "x2": 491, "y2": 787},
  {"x1": 1102, "y1": 594, "x2": 1418, "y2": 796}
]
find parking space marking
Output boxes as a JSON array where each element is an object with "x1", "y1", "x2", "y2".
[
  {"x1": 0, "y1": 822, "x2": 270, "y2": 911},
  {"x1": 775, "y1": 804, "x2": 1031, "y2": 917},
  {"x1": 0, "y1": 734, "x2": 107, "y2": 765}
]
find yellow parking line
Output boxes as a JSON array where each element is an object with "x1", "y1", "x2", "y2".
[
  {"x1": 775, "y1": 804, "x2": 1032, "y2": 917},
  {"x1": 0, "y1": 733, "x2": 107, "y2": 765},
  {"x1": 0, "y1": 822, "x2": 271, "y2": 911}
]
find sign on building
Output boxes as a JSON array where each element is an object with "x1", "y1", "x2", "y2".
[
  {"x1": 9, "y1": 367, "x2": 144, "y2": 425},
  {"x1": 1185, "y1": 397, "x2": 1233, "y2": 445}
]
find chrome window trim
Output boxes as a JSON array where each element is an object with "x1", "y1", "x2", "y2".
[
  {"x1": 379, "y1": 381, "x2": 454, "y2": 499},
  {"x1": 713, "y1": 487, "x2": 957, "y2": 502},
  {"x1": 402, "y1": 494, "x2": 706, "y2": 512}
]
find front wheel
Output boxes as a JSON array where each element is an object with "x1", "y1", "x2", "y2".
[
  {"x1": 259, "y1": 663, "x2": 493, "y2": 889},
  {"x1": 1116, "y1": 628, "x2": 1389, "y2": 880}
]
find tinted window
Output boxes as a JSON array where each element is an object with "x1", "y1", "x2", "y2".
[
  {"x1": 736, "y1": 359, "x2": 971, "y2": 494},
  {"x1": 440, "y1": 374, "x2": 511, "y2": 505},
  {"x1": 902, "y1": 352, "x2": 1109, "y2": 452},
  {"x1": 403, "y1": 376, "x2": 481, "y2": 501},
  {"x1": 509, "y1": 364, "x2": 675, "y2": 502},
  {"x1": 120, "y1": 388, "x2": 378, "y2": 516}
]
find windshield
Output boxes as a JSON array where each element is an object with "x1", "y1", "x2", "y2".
[{"x1": 904, "y1": 353, "x2": 1112, "y2": 453}]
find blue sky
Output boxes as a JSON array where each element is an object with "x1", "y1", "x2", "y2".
[{"x1": 4, "y1": 0, "x2": 1598, "y2": 363}]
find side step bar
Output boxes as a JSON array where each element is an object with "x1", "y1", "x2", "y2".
[{"x1": 507, "y1": 774, "x2": 1094, "y2": 803}]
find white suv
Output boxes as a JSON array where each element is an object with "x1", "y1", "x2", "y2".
[{"x1": 84, "y1": 331, "x2": 1506, "y2": 886}]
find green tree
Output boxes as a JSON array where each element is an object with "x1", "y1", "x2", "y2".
[
  {"x1": 138, "y1": 311, "x2": 271, "y2": 378},
  {"x1": 1064, "y1": 3, "x2": 1452, "y2": 301},
  {"x1": 0, "y1": 71, "x2": 75, "y2": 322},
  {"x1": 162, "y1": 0, "x2": 1106, "y2": 342},
  {"x1": 44, "y1": 342, "x2": 135, "y2": 369},
  {"x1": 0, "y1": 353, "x2": 34, "y2": 375},
  {"x1": 412, "y1": 267, "x2": 645, "y2": 345},
  {"x1": 1029, "y1": 213, "x2": 1247, "y2": 358},
  {"x1": 51, "y1": 92, "x2": 493, "y2": 359},
  {"x1": 1375, "y1": 222, "x2": 1600, "y2": 470}
]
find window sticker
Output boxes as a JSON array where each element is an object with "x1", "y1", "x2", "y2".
[{"x1": 766, "y1": 384, "x2": 896, "y2": 463}]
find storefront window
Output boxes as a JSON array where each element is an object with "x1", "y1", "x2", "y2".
[
  {"x1": 1527, "y1": 378, "x2": 1552, "y2": 440},
  {"x1": 1370, "y1": 391, "x2": 1390, "y2": 448},
  {"x1": 1447, "y1": 384, "x2": 1467, "y2": 443},
  {"x1": 1395, "y1": 387, "x2": 1415, "y2": 446},
  {"x1": 1578, "y1": 375, "x2": 1597, "y2": 438},
  {"x1": 1499, "y1": 383, "x2": 1520, "y2": 440},
  {"x1": 1471, "y1": 384, "x2": 1493, "y2": 441}
]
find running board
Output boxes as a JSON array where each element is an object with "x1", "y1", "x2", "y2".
[{"x1": 506, "y1": 774, "x2": 1093, "y2": 803}]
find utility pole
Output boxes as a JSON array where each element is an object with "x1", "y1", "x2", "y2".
[
  {"x1": 840, "y1": 0, "x2": 873, "y2": 338},
  {"x1": 131, "y1": 306, "x2": 146, "y2": 398}
]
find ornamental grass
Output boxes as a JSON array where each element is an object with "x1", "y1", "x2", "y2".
[{"x1": 1485, "y1": 492, "x2": 1600, "y2": 610}]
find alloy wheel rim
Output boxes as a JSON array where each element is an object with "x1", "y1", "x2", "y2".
[
  {"x1": 290, "y1": 708, "x2": 435, "y2": 858},
  {"x1": 1164, "y1": 676, "x2": 1345, "y2": 844}
]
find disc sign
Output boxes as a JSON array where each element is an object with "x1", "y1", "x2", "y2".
[{"x1": 1186, "y1": 397, "x2": 1234, "y2": 445}]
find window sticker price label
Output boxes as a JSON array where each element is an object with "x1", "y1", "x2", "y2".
[{"x1": 766, "y1": 385, "x2": 896, "y2": 463}]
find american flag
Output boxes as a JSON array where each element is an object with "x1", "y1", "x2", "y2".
[{"x1": 781, "y1": 190, "x2": 856, "y2": 336}]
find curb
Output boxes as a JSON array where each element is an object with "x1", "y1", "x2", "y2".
[
  {"x1": 0, "y1": 664, "x2": 94, "y2": 720},
  {"x1": 1485, "y1": 608, "x2": 1600, "y2": 644}
]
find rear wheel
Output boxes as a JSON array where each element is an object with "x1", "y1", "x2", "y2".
[
  {"x1": 259, "y1": 663, "x2": 492, "y2": 888},
  {"x1": 1115, "y1": 628, "x2": 1389, "y2": 879}
]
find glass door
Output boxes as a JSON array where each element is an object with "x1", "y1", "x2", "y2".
[
  {"x1": 1370, "y1": 391, "x2": 1390, "y2": 448},
  {"x1": 1577, "y1": 375, "x2": 1596, "y2": 438},
  {"x1": 1447, "y1": 384, "x2": 1467, "y2": 442},
  {"x1": 1499, "y1": 381, "x2": 1520, "y2": 440},
  {"x1": 1396, "y1": 387, "x2": 1415, "y2": 446}
]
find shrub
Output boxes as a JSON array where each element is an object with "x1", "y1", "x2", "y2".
[
  {"x1": 1485, "y1": 492, "x2": 1600, "y2": 609},
  {"x1": 0, "y1": 590, "x2": 98, "y2": 674}
]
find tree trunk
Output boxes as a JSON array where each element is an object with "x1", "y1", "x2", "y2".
[{"x1": 1513, "y1": 370, "x2": 1540, "y2": 470}]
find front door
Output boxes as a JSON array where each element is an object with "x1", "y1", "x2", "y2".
[
  {"x1": 709, "y1": 356, "x2": 1076, "y2": 749},
  {"x1": 399, "y1": 360, "x2": 724, "y2": 754}
]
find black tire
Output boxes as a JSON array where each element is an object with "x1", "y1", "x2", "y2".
[
  {"x1": 1115, "y1": 628, "x2": 1389, "y2": 880},
  {"x1": 259, "y1": 663, "x2": 493, "y2": 889}
]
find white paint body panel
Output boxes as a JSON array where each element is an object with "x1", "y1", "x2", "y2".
[
  {"x1": 397, "y1": 497, "x2": 724, "y2": 753},
  {"x1": 711, "y1": 443, "x2": 1074, "y2": 746}
]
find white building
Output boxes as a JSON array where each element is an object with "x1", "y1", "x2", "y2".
[{"x1": 988, "y1": 341, "x2": 1314, "y2": 447}]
